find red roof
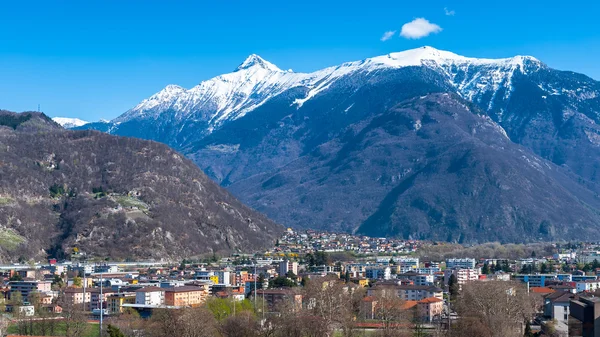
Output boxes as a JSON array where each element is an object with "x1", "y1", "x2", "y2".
[
  {"x1": 530, "y1": 287, "x2": 555, "y2": 294},
  {"x1": 418, "y1": 297, "x2": 443, "y2": 304}
]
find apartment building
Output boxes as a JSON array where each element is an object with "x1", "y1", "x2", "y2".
[
  {"x1": 446, "y1": 258, "x2": 476, "y2": 269},
  {"x1": 444, "y1": 268, "x2": 480, "y2": 285},
  {"x1": 10, "y1": 281, "x2": 52, "y2": 300},
  {"x1": 135, "y1": 287, "x2": 165, "y2": 306},
  {"x1": 278, "y1": 260, "x2": 298, "y2": 277},
  {"x1": 164, "y1": 286, "x2": 208, "y2": 307}
]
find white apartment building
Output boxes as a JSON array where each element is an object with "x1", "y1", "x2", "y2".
[
  {"x1": 278, "y1": 260, "x2": 298, "y2": 276},
  {"x1": 398, "y1": 272, "x2": 434, "y2": 286},
  {"x1": 214, "y1": 271, "x2": 231, "y2": 285},
  {"x1": 446, "y1": 258, "x2": 476, "y2": 269},
  {"x1": 576, "y1": 280, "x2": 600, "y2": 293},
  {"x1": 368, "y1": 285, "x2": 443, "y2": 301},
  {"x1": 394, "y1": 257, "x2": 419, "y2": 273},
  {"x1": 135, "y1": 287, "x2": 165, "y2": 306},
  {"x1": 444, "y1": 268, "x2": 480, "y2": 285}
]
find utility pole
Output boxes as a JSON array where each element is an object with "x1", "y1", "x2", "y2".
[
  {"x1": 82, "y1": 261, "x2": 87, "y2": 312},
  {"x1": 99, "y1": 271, "x2": 103, "y2": 337}
]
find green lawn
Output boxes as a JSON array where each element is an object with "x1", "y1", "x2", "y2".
[{"x1": 7, "y1": 321, "x2": 100, "y2": 337}]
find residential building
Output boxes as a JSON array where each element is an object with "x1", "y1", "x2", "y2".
[
  {"x1": 135, "y1": 287, "x2": 165, "y2": 306},
  {"x1": 446, "y1": 258, "x2": 476, "y2": 269},
  {"x1": 444, "y1": 268, "x2": 480, "y2": 285},
  {"x1": 107, "y1": 292, "x2": 136, "y2": 314},
  {"x1": 394, "y1": 258, "x2": 419, "y2": 273},
  {"x1": 63, "y1": 287, "x2": 91, "y2": 310},
  {"x1": 89, "y1": 288, "x2": 114, "y2": 310},
  {"x1": 365, "y1": 267, "x2": 391, "y2": 280},
  {"x1": 368, "y1": 284, "x2": 443, "y2": 301},
  {"x1": 214, "y1": 271, "x2": 231, "y2": 285},
  {"x1": 164, "y1": 286, "x2": 208, "y2": 307},
  {"x1": 569, "y1": 296, "x2": 600, "y2": 337},
  {"x1": 544, "y1": 291, "x2": 578, "y2": 323},
  {"x1": 278, "y1": 260, "x2": 298, "y2": 277},
  {"x1": 398, "y1": 272, "x2": 434, "y2": 286},
  {"x1": 253, "y1": 289, "x2": 302, "y2": 312},
  {"x1": 514, "y1": 274, "x2": 573, "y2": 287},
  {"x1": 576, "y1": 280, "x2": 600, "y2": 293},
  {"x1": 417, "y1": 297, "x2": 444, "y2": 322},
  {"x1": 9, "y1": 281, "x2": 52, "y2": 300}
]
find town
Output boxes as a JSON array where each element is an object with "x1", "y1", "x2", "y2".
[{"x1": 2, "y1": 230, "x2": 600, "y2": 337}]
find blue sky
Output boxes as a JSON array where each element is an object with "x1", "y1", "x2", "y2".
[{"x1": 1, "y1": 0, "x2": 599, "y2": 121}]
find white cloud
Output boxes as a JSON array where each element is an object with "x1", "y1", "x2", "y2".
[
  {"x1": 400, "y1": 18, "x2": 442, "y2": 39},
  {"x1": 444, "y1": 7, "x2": 455, "y2": 16},
  {"x1": 380, "y1": 30, "x2": 396, "y2": 42}
]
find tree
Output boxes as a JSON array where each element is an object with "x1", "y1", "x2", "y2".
[
  {"x1": 72, "y1": 276, "x2": 83, "y2": 288},
  {"x1": 448, "y1": 274, "x2": 459, "y2": 299},
  {"x1": 219, "y1": 311, "x2": 260, "y2": 337},
  {"x1": 9, "y1": 273, "x2": 23, "y2": 281},
  {"x1": 269, "y1": 276, "x2": 296, "y2": 288},
  {"x1": 107, "y1": 325, "x2": 126, "y2": 337},
  {"x1": 453, "y1": 281, "x2": 536, "y2": 337},
  {"x1": 60, "y1": 298, "x2": 88, "y2": 337},
  {"x1": 10, "y1": 291, "x2": 23, "y2": 306},
  {"x1": 482, "y1": 263, "x2": 490, "y2": 275},
  {"x1": 524, "y1": 320, "x2": 533, "y2": 337},
  {"x1": 540, "y1": 263, "x2": 548, "y2": 274},
  {"x1": 370, "y1": 290, "x2": 411, "y2": 336}
]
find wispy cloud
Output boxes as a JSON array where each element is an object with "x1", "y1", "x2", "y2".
[
  {"x1": 380, "y1": 30, "x2": 396, "y2": 42},
  {"x1": 400, "y1": 18, "x2": 442, "y2": 39},
  {"x1": 444, "y1": 7, "x2": 455, "y2": 16}
]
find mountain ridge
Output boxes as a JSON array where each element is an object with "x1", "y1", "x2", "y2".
[
  {"x1": 74, "y1": 47, "x2": 600, "y2": 242},
  {"x1": 0, "y1": 111, "x2": 282, "y2": 261}
]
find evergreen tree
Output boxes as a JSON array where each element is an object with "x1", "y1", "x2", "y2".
[
  {"x1": 107, "y1": 325, "x2": 126, "y2": 337},
  {"x1": 448, "y1": 274, "x2": 459, "y2": 299},
  {"x1": 344, "y1": 270, "x2": 350, "y2": 283},
  {"x1": 482, "y1": 263, "x2": 490, "y2": 275},
  {"x1": 540, "y1": 262, "x2": 548, "y2": 274}
]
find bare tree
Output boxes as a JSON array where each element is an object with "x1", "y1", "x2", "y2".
[{"x1": 453, "y1": 281, "x2": 535, "y2": 337}]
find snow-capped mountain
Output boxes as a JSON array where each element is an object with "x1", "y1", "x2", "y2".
[
  {"x1": 77, "y1": 46, "x2": 600, "y2": 242},
  {"x1": 114, "y1": 47, "x2": 547, "y2": 131},
  {"x1": 52, "y1": 117, "x2": 89, "y2": 129}
]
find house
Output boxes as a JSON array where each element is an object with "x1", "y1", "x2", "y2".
[
  {"x1": 135, "y1": 287, "x2": 165, "y2": 306},
  {"x1": 164, "y1": 286, "x2": 208, "y2": 307},
  {"x1": 417, "y1": 297, "x2": 444, "y2": 322},
  {"x1": 544, "y1": 291, "x2": 578, "y2": 323}
]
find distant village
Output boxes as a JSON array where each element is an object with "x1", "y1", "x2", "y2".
[{"x1": 3, "y1": 229, "x2": 600, "y2": 336}]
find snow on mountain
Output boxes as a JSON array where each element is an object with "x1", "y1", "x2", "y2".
[
  {"x1": 52, "y1": 117, "x2": 89, "y2": 128},
  {"x1": 115, "y1": 46, "x2": 544, "y2": 130}
]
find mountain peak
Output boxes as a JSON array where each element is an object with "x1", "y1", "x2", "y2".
[{"x1": 235, "y1": 54, "x2": 281, "y2": 72}]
